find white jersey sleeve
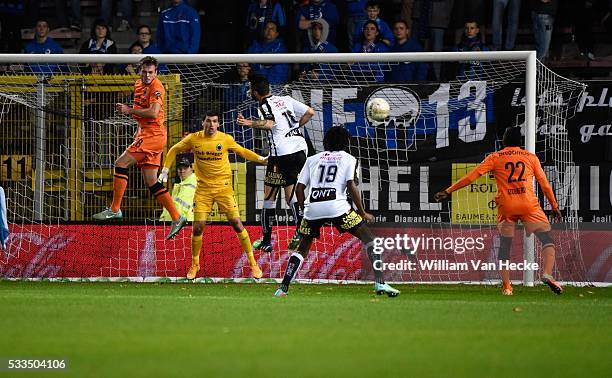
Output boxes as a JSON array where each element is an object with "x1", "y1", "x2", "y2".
[
  {"x1": 297, "y1": 161, "x2": 311, "y2": 187},
  {"x1": 285, "y1": 96, "x2": 310, "y2": 119},
  {"x1": 260, "y1": 95, "x2": 308, "y2": 157},
  {"x1": 302, "y1": 151, "x2": 357, "y2": 220}
]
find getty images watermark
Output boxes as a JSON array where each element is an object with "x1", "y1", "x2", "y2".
[{"x1": 371, "y1": 233, "x2": 539, "y2": 272}]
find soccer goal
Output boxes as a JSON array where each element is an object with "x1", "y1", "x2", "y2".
[{"x1": 0, "y1": 52, "x2": 588, "y2": 285}]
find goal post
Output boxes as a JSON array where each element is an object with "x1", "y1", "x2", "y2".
[{"x1": 0, "y1": 52, "x2": 588, "y2": 285}]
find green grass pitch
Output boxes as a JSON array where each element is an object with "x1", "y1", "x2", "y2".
[{"x1": 0, "y1": 281, "x2": 610, "y2": 378}]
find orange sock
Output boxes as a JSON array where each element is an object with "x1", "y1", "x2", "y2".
[
  {"x1": 149, "y1": 182, "x2": 180, "y2": 221},
  {"x1": 110, "y1": 167, "x2": 129, "y2": 212}
]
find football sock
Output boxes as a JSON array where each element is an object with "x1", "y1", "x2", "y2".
[
  {"x1": 541, "y1": 245, "x2": 555, "y2": 276},
  {"x1": 191, "y1": 235, "x2": 202, "y2": 267},
  {"x1": 148, "y1": 182, "x2": 180, "y2": 221},
  {"x1": 110, "y1": 166, "x2": 129, "y2": 212},
  {"x1": 262, "y1": 200, "x2": 276, "y2": 244},
  {"x1": 237, "y1": 229, "x2": 257, "y2": 267},
  {"x1": 280, "y1": 252, "x2": 304, "y2": 292},
  {"x1": 365, "y1": 241, "x2": 385, "y2": 284},
  {"x1": 290, "y1": 199, "x2": 303, "y2": 231},
  {"x1": 501, "y1": 269, "x2": 511, "y2": 286}
]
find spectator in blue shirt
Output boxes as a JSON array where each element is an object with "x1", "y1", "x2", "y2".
[
  {"x1": 300, "y1": 20, "x2": 338, "y2": 80},
  {"x1": 353, "y1": 1, "x2": 393, "y2": 47},
  {"x1": 157, "y1": 0, "x2": 201, "y2": 54},
  {"x1": 298, "y1": 0, "x2": 339, "y2": 44},
  {"x1": 246, "y1": 0, "x2": 286, "y2": 45},
  {"x1": 346, "y1": 0, "x2": 367, "y2": 48},
  {"x1": 247, "y1": 21, "x2": 289, "y2": 85},
  {"x1": 136, "y1": 25, "x2": 162, "y2": 54},
  {"x1": 135, "y1": 24, "x2": 168, "y2": 72},
  {"x1": 351, "y1": 20, "x2": 389, "y2": 82},
  {"x1": 453, "y1": 20, "x2": 490, "y2": 80},
  {"x1": 25, "y1": 19, "x2": 64, "y2": 74},
  {"x1": 388, "y1": 20, "x2": 428, "y2": 82}
]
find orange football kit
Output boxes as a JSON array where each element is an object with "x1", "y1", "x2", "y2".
[
  {"x1": 126, "y1": 77, "x2": 166, "y2": 168},
  {"x1": 446, "y1": 147, "x2": 558, "y2": 234}
]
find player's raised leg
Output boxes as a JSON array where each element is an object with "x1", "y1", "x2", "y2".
[
  {"x1": 93, "y1": 150, "x2": 136, "y2": 220},
  {"x1": 142, "y1": 167, "x2": 186, "y2": 239}
]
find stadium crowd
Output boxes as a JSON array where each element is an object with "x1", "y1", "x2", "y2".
[{"x1": 1, "y1": 0, "x2": 611, "y2": 80}]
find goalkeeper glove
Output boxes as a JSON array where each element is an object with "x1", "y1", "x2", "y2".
[{"x1": 158, "y1": 167, "x2": 169, "y2": 183}]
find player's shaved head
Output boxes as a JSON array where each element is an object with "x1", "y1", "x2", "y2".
[
  {"x1": 323, "y1": 126, "x2": 351, "y2": 152},
  {"x1": 503, "y1": 126, "x2": 523, "y2": 147}
]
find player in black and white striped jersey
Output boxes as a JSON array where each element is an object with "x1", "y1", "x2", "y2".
[{"x1": 237, "y1": 74, "x2": 315, "y2": 253}]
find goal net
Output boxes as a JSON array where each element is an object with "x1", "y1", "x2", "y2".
[{"x1": 0, "y1": 52, "x2": 587, "y2": 285}]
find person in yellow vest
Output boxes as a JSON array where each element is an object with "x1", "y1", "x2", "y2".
[{"x1": 160, "y1": 155, "x2": 197, "y2": 221}]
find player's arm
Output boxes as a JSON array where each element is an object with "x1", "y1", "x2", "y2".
[
  {"x1": 236, "y1": 113, "x2": 274, "y2": 130},
  {"x1": 435, "y1": 155, "x2": 494, "y2": 202},
  {"x1": 298, "y1": 106, "x2": 315, "y2": 127},
  {"x1": 228, "y1": 138, "x2": 268, "y2": 165},
  {"x1": 347, "y1": 180, "x2": 374, "y2": 223},
  {"x1": 345, "y1": 157, "x2": 374, "y2": 222},
  {"x1": 158, "y1": 136, "x2": 193, "y2": 183},
  {"x1": 116, "y1": 102, "x2": 161, "y2": 119},
  {"x1": 532, "y1": 155, "x2": 562, "y2": 219},
  {"x1": 295, "y1": 162, "x2": 310, "y2": 211}
]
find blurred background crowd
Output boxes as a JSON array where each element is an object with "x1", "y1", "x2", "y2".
[{"x1": 1, "y1": 0, "x2": 611, "y2": 80}]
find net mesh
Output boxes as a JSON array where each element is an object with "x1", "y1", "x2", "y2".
[{"x1": 0, "y1": 56, "x2": 588, "y2": 283}]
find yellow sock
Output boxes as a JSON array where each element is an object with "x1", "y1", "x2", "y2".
[
  {"x1": 237, "y1": 229, "x2": 257, "y2": 267},
  {"x1": 191, "y1": 235, "x2": 202, "y2": 267}
]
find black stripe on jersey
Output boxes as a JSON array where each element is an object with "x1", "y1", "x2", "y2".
[
  {"x1": 267, "y1": 130, "x2": 278, "y2": 156},
  {"x1": 261, "y1": 98, "x2": 278, "y2": 155},
  {"x1": 260, "y1": 99, "x2": 276, "y2": 121}
]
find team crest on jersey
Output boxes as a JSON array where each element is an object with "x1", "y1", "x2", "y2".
[
  {"x1": 216, "y1": 143, "x2": 222, "y2": 151},
  {"x1": 154, "y1": 90, "x2": 161, "y2": 98}
]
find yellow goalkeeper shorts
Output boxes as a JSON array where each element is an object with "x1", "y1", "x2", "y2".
[{"x1": 193, "y1": 185, "x2": 240, "y2": 221}]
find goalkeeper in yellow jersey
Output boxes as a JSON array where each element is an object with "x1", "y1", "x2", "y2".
[{"x1": 159, "y1": 111, "x2": 268, "y2": 279}]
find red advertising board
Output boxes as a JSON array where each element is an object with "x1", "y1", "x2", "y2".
[{"x1": 1, "y1": 224, "x2": 610, "y2": 283}]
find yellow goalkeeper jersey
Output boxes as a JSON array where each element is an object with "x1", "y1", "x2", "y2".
[{"x1": 164, "y1": 131, "x2": 263, "y2": 188}]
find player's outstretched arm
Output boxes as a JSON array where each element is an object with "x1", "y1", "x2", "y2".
[
  {"x1": 347, "y1": 180, "x2": 374, "y2": 223},
  {"x1": 236, "y1": 113, "x2": 274, "y2": 130},
  {"x1": 437, "y1": 156, "x2": 494, "y2": 201},
  {"x1": 228, "y1": 138, "x2": 267, "y2": 165}
]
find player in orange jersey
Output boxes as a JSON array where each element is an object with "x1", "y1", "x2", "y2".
[
  {"x1": 435, "y1": 127, "x2": 563, "y2": 295},
  {"x1": 93, "y1": 56, "x2": 187, "y2": 240}
]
